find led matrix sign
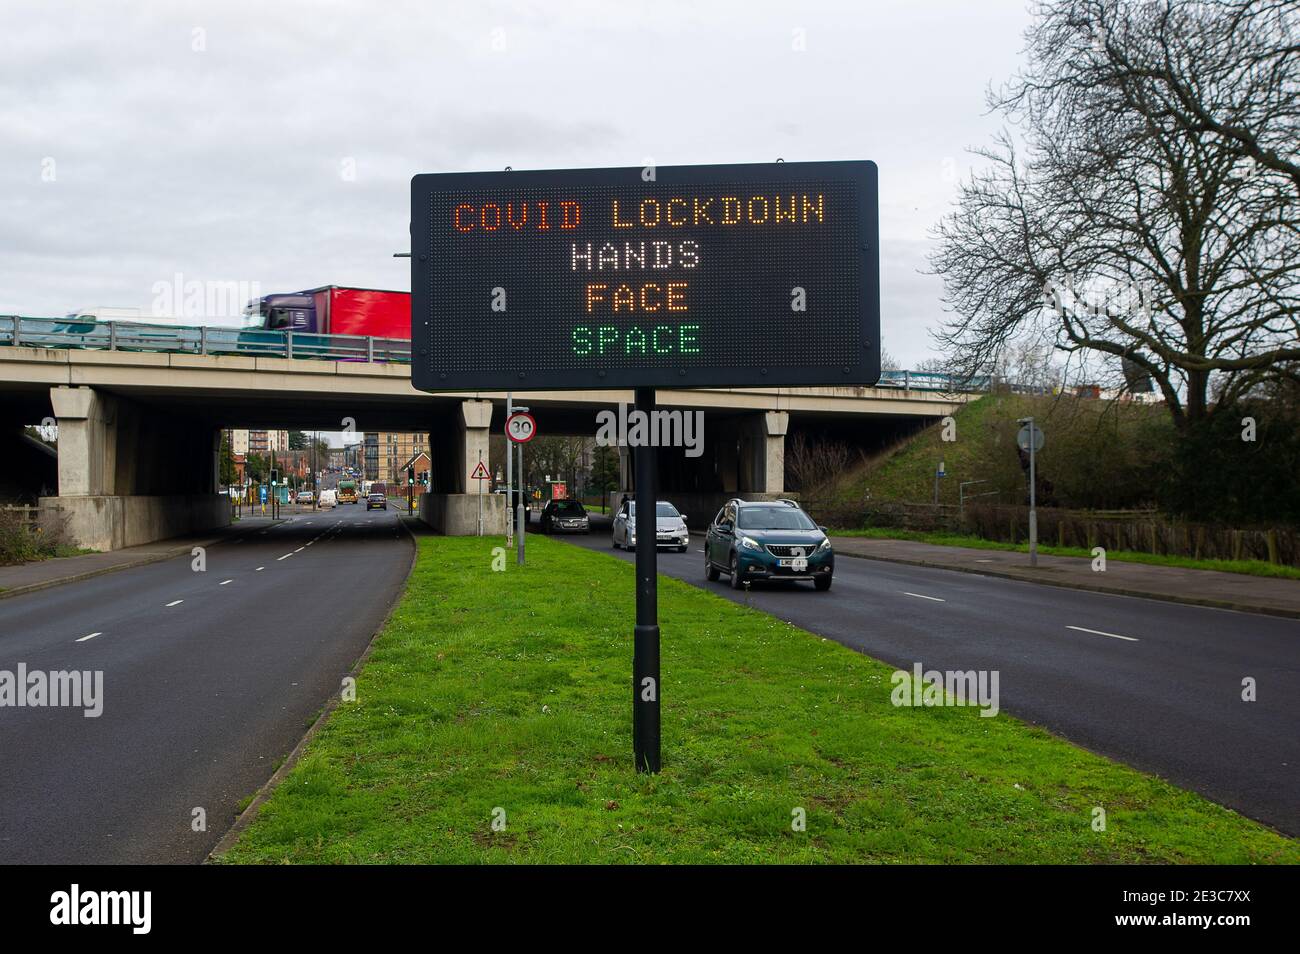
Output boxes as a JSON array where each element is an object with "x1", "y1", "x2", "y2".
[{"x1": 410, "y1": 160, "x2": 879, "y2": 392}]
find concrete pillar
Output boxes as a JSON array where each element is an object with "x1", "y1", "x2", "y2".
[
  {"x1": 751, "y1": 411, "x2": 788, "y2": 494},
  {"x1": 456, "y1": 399, "x2": 493, "y2": 494},
  {"x1": 418, "y1": 399, "x2": 506, "y2": 535},
  {"x1": 49, "y1": 386, "x2": 118, "y2": 496},
  {"x1": 42, "y1": 385, "x2": 230, "y2": 550}
]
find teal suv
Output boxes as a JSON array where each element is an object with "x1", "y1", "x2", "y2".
[{"x1": 705, "y1": 499, "x2": 834, "y2": 591}]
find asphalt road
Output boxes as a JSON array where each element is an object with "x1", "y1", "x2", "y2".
[
  {"x1": 558, "y1": 515, "x2": 1300, "y2": 836},
  {"x1": 0, "y1": 502, "x2": 412, "y2": 864}
]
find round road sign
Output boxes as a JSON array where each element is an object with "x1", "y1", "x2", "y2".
[
  {"x1": 506, "y1": 411, "x2": 537, "y2": 443},
  {"x1": 1016, "y1": 423, "x2": 1045, "y2": 453}
]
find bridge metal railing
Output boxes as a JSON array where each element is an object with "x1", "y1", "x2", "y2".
[
  {"x1": 0, "y1": 316, "x2": 411, "y2": 364},
  {"x1": 876, "y1": 369, "x2": 991, "y2": 392},
  {"x1": 1, "y1": 315, "x2": 992, "y2": 392}
]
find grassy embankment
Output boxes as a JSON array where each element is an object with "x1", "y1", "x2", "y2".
[
  {"x1": 221, "y1": 534, "x2": 1298, "y2": 864},
  {"x1": 816, "y1": 394, "x2": 1296, "y2": 579}
]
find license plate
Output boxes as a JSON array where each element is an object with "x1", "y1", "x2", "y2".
[{"x1": 780, "y1": 558, "x2": 809, "y2": 571}]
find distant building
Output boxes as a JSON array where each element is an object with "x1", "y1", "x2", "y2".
[
  {"x1": 363, "y1": 433, "x2": 380, "y2": 480},
  {"x1": 402, "y1": 451, "x2": 433, "y2": 490},
  {"x1": 230, "y1": 429, "x2": 289, "y2": 456},
  {"x1": 378, "y1": 432, "x2": 428, "y2": 484}
]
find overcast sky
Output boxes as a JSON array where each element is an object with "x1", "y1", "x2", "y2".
[{"x1": 1, "y1": 0, "x2": 1033, "y2": 368}]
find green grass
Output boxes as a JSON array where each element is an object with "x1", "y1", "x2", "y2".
[
  {"x1": 843, "y1": 393, "x2": 1006, "y2": 505},
  {"x1": 221, "y1": 534, "x2": 1298, "y2": 864},
  {"x1": 831, "y1": 527, "x2": 1300, "y2": 580}
]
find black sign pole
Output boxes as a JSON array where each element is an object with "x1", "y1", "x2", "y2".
[{"x1": 632, "y1": 386, "x2": 661, "y2": 773}]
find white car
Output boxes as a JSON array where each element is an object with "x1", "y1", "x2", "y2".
[{"x1": 612, "y1": 499, "x2": 689, "y2": 552}]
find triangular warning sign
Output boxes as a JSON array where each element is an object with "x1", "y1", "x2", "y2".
[{"x1": 470, "y1": 460, "x2": 491, "y2": 480}]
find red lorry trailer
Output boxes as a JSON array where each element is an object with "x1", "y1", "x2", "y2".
[{"x1": 246, "y1": 286, "x2": 411, "y2": 338}]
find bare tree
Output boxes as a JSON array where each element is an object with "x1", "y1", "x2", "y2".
[
  {"x1": 786, "y1": 433, "x2": 854, "y2": 493},
  {"x1": 930, "y1": 0, "x2": 1300, "y2": 429}
]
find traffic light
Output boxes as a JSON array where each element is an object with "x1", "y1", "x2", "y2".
[{"x1": 407, "y1": 465, "x2": 415, "y2": 486}]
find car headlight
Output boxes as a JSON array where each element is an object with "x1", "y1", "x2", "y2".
[
  {"x1": 740, "y1": 535, "x2": 762, "y2": 551},
  {"x1": 814, "y1": 537, "x2": 831, "y2": 553}
]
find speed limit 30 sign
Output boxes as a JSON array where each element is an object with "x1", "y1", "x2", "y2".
[{"x1": 506, "y1": 411, "x2": 537, "y2": 443}]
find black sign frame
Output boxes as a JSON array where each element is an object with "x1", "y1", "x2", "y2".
[{"x1": 410, "y1": 159, "x2": 879, "y2": 392}]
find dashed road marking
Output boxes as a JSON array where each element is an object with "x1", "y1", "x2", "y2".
[
  {"x1": 1066, "y1": 625, "x2": 1138, "y2": 642},
  {"x1": 256, "y1": 566, "x2": 265, "y2": 571},
  {"x1": 277, "y1": 554, "x2": 292, "y2": 561},
  {"x1": 902, "y1": 591, "x2": 946, "y2": 602},
  {"x1": 75, "y1": 632, "x2": 102, "y2": 643},
  {"x1": 219, "y1": 579, "x2": 233, "y2": 586},
  {"x1": 166, "y1": 600, "x2": 184, "y2": 607}
]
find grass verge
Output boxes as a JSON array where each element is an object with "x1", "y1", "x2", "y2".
[
  {"x1": 221, "y1": 534, "x2": 1298, "y2": 864},
  {"x1": 830, "y1": 527, "x2": 1300, "y2": 580}
]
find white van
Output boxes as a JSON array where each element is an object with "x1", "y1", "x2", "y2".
[{"x1": 318, "y1": 489, "x2": 337, "y2": 508}]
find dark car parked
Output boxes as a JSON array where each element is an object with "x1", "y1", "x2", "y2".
[
  {"x1": 704, "y1": 498, "x2": 833, "y2": 591},
  {"x1": 540, "y1": 498, "x2": 590, "y2": 534}
]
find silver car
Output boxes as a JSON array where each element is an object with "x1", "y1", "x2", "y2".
[{"x1": 612, "y1": 499, "x2": 689, "y2": 552}]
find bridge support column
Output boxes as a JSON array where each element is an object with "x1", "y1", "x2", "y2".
[
  {"x1": 750, "y1": 411, "x2": 788, "y2": 494},
  {"x1": 38, "y1": 386, "x2": 230, "y2": 551},
  {"x1": 419, "y1": 399, "x2": 506, "y2": 535}
]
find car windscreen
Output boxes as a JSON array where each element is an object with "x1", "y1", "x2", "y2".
[
  {"x1": 553, "y1": 500, "x2": 585, "y2": 515},
  {"x1": 736, "y1": 506, "x2": 816, "y2": 531},
  {"x1": 655, "y1": 503, "x2": 680, "y2": 518}
]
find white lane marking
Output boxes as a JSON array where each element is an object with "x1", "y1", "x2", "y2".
[
  {"x1": 294, "y1": 547, "x2": 305, "y2": 553},
  {"x1": 256, "y1": 566, "x2": 265, "y2": 571},
  {"x1": 75, "y1": 632, "x2": 102, "y2": 643},
  {"x1": 975, "y1": 559, "x2": 994, "y2": 563},
  {"x1": 277, "y1": 554, "x2": 292, "y2": 561},
  {"x1": 1066, "y1": 625, "x2": 1138, "y2": 642},
  {"x1": 166, "y1": 600, "x2": 184, "y2": 607},
  {"x1": 902, "y1": 591, "x2": 946, "y2": 602},
  {"x1": 220, "y1": 579, "x2": 233, "y2": 586}
]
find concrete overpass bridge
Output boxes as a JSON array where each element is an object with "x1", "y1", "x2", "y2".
[{"x1": 0, "y1": 341, "x2": 970, "y2": 548}]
